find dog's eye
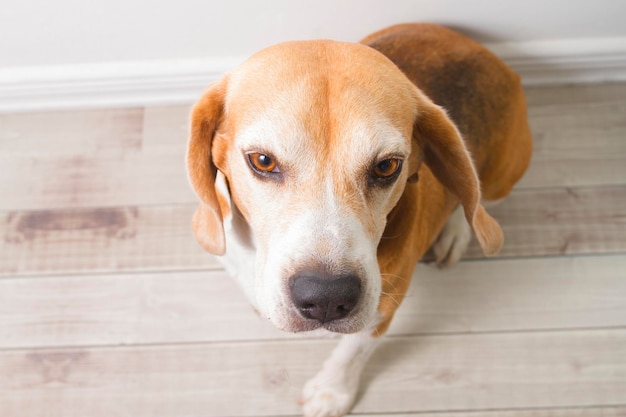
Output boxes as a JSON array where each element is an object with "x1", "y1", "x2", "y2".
[
  {"x1": 373, "y1": 158, "x2": 402, "y2": 179},
  {"x1": 247, "y1": 152, "x2": 280, "y2": 174}
]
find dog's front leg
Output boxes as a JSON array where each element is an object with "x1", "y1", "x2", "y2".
[{"x1": 300, "y1": 327, "x2": 380, "y2": 417}]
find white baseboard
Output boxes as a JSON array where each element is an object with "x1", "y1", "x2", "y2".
[
  {"x1": 486, "y1": 37, "x2": 626, "y2": 86},
  {"x1": 0, "y1": 58, "x2": 244, "y2": 113},
  {"x1": 1, "y1": 37, "x2": 626, "y2": 113}
]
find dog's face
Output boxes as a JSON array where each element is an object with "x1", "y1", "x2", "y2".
[{"x1": 188, "y1": 40, "x2": 502, "y2": 334}]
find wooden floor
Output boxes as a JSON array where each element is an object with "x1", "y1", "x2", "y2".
[{"x1": 1, "y1": 82, "x2": 625, "y2": 417}]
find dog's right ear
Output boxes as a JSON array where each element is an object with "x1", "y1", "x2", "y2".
[
  {"x1": 410, "y1": 88, "x2": 504, "y2": 256},
  {"x1": 187, "y1": 80, "x2": 228, "y2": 255}
]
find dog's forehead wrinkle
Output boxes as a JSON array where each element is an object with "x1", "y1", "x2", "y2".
[
  {"x1": 338, "y1": 113, "x2": 410, "y2": 161},
  {"x1": 228, "y1": 43, "x2": 415, "y2": 141},
  {"x1": 235, "y1": 116, "x2": 311, "y2": 163}
]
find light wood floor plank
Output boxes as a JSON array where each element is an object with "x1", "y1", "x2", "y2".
[
  {"x1": 352, "y1": 409, "x2": 626, "y2": 417},
  {"x1": 1, "y1": 83, "x2": 625, "y2": 213},
  {"x1": 0, "y1": 107, "x2": 195, "y2": 211},
  {"x1": 519, "y1": 83, "x2": 626, "y2": 189},
  {"x1": 465, "y1": 185, "x2": 626, "y2": 258},
  {"x1": 0, "y1": 108, "x2": 148, "y2": 211},
  {"x1": 2, "y1": 185, "x2": 624, "y2": 276},
  {"x1": 394, "y1": 255, "x2": 626, "y2": 336},
  {"x1": 0, "y1": 329, "x2": 623, "y2": 417},
  {"x1": 0, "y1": 108, "x2": 144, "y2": 153},
  {"x1": 0, "y1": 205, "x2": 220, "y2": 276},
  {"x1": 1, "y1": 255, "x2": 624, "y2": 349},
  {"x1": 520, "y1": 104, "x2": 626, "y2": 189},
  {"x1": 1, "y1": 83, "x2": 625, "y2": 417},
  {"x1": 524, "y1": 83, "x2": 626, "y2": 107}
]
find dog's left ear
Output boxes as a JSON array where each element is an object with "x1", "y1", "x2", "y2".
[
  {"x1": 186, "y1": 79, "x2": 228, "y2": 255},
  {"x1": 412, "y1": 89, "x2": 503, "y2": 256}
]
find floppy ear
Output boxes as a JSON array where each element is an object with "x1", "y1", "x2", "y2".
[
  {"x1": 412, "y1": 90, "x2": 503, "y2": 256},
  {"x1": 186, "y1": 80, "x2": 228, "y2": 255}
]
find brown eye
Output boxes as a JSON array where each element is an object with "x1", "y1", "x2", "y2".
[
  {"x1": 248, "y1": 152, "x2": 279, "y2": 174},
  {"x1": 373, "y1": 158, "x2": 402, "y2": 179}
]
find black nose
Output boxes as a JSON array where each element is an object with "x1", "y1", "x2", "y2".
[{"x1": 289, "y1": 273, "x2": 361, "y2": 323}]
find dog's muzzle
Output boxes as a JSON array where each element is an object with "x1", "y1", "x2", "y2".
[{"x1": 289, "y1": 272, "x2": 362, "y2": 324}]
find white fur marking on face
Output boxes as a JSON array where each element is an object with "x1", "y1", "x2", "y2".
[
  {"x1": 213, "y1": 171, "x2": 259, "y2": 309},
  {"x1": 258, "y1": 191, "x2": 381, "y2": 333},
  {"x1": 235, "y1": 117, "x2": 309, "y2": 167},
  {"x1": 345, "y1": 120, "x2": 410, "y2": 161},
  {"x1": 223, "y1": 102, "x2": 411, "y2": 333}
]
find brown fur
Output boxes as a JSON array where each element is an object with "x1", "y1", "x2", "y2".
[
  {"x1": 187, "y1": 81, "x2": 229, "y2": 255},
  {"x1": 362, "y1": 23, "x2": 533, "y2": 200},
  {"x1": 363, "y1": 24, "x2": 532, "y2": 334},
  {"x1": 186, "y1": 23, "x2": 532, "y2": 336}
]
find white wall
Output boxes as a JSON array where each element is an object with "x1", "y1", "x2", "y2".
[
  {"x1": 2, "y1": 0, "x2": 625, "y2": 68},
  {"x1": 2, "y1": 0, "x2": 626, "y2": 111}
]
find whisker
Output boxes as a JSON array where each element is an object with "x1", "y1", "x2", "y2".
[
  {"x1": 378, "y1": 291, "x2": 405, "y2": 297},
  {"x1": 380, "y1": 273, "x2": 409, "y2": 282},
  {"x1": 380, "y1": 291, "x2": 402, "y2": 307}
]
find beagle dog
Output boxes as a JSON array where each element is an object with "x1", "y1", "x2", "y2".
[{"x1": 187, "y1": 23, "x2": 532, "y2": 417}]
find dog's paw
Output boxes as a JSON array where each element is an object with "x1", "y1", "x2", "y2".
[
  {"x1": 433, "y1": 205, "x2": 471, "y2": 268},
  {"x1": 300, "y1": 368, "x2": 358, "y2": 417}
]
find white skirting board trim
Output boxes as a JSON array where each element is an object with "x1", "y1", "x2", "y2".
[
  {"x1": 0, "y1": 57, "x2": 245, "y2": 112},
  {"x1": 487, "y1": 37, "x2": 626, "y2": 85},
  {"x1": 1, "y1": 37, "x2": 626, "y2": 112}
]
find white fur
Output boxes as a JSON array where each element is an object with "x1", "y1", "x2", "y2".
[
  {"x1": 215, "y1": 171, "x2": 259, "y2": 309},
  {"x1": 433, "y1": 204, "x2": 472, "y2": 267},
  {"x1": 432, "y1": 200, "x2": 502, "y2": 267},
  {"x1": 217, "y1": 169, "x2": 385, "y2": 416},
  {"x1": 219, "y1": 112, "x2": 409, "y2": 333},
  {"x1": 301, "y1": 327, "x2": 380, "y2": 417},
  {"x1": 218, "y1": 173, "x2": 383, "y2": 416},
  {"x1": 215, "y1": 76, "x2": 414, "y2": 415},
  {"x1": 258, "y1": 180, "x2": 382, "y2": 333}
]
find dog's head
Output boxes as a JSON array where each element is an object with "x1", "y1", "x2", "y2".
[{"x1": 187, "y1": 40, "x2": 502, "y2": 333}]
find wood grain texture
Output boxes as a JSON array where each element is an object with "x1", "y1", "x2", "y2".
[
  {"x1": 0, "y1": 106, "x2": 195, "y2": 211},
  {"x1": 0, "y1": 205, "x2": 220, "y2": 276},
  {"x1": 465, "y1": 185, "x2": 626, "y2": 259},
  {"x1": 2, "y1": 82, "x2": 625, "y2": 417},
  {"x1": 352, "y1": 409, "x2": 626, "y2": 417},
  {"x1": 520, "y1": 84, "x2": 626, "y2": 189},
  {"x1": 0, "y1": 108, "x2": 143, "y2": 210},
  {"x1": 524, "y1": 83, "x2": 626, "y2": 107},
  {"x1": 2, "y1": 185, "x2": 624, "y2": 276},
  {"x1": 0, "y1": 329, "x2": 624, "y2": 417},
  {"x1": 1, "y1": 84, "x2": 625, "y2": 213},
  {"x1": 1, "y1": 255, "x2": 624, "y2": 349}
]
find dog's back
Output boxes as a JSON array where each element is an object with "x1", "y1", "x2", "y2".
[{"x1": 362, "y1": 23, "x2": 533, "y2": 201}]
